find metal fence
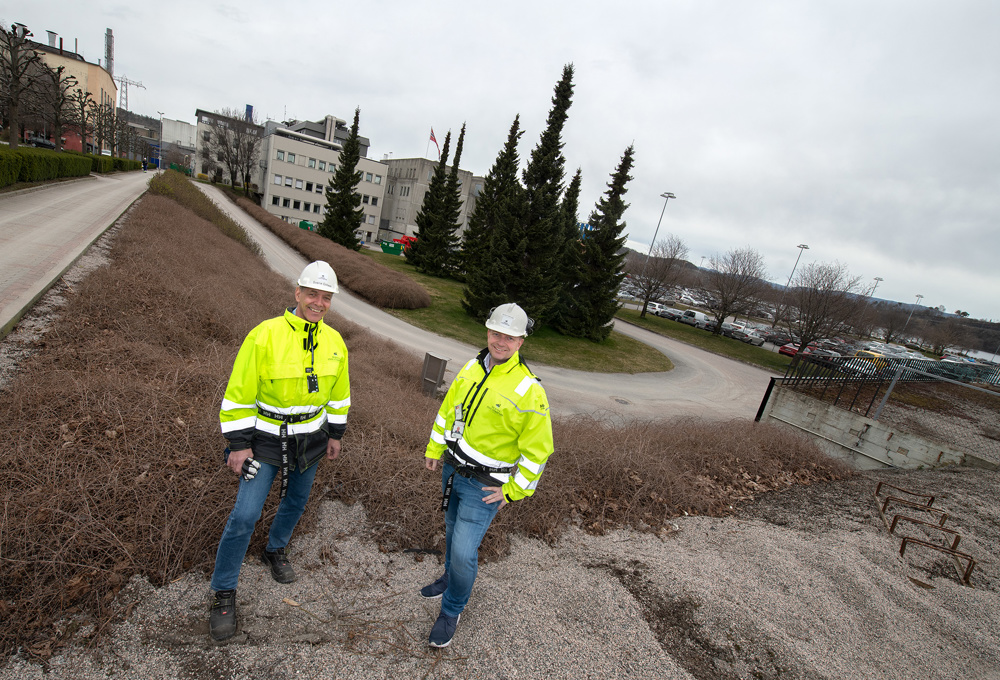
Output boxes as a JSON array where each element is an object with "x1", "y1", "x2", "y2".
[{"x1": 765, "y1": 355, "x2": 1000, "y2": 466}]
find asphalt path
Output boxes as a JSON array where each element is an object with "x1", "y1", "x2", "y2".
[
  {"x1": 0, "y1": 171, "x2": 151, "y2": 337},
  {"x1": 196, "y1": 183, "x2": 776, "y2": 421}
]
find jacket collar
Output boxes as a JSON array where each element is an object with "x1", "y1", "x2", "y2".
[
  {"x1": 477, "y1": 347, "x2": 521, "y2": 374},
  {"x1": 283, "y1": 307, "x2": 324, "y2": 334}
]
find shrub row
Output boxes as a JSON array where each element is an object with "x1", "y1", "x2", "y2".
[
  {"x1": 234, "y1": 196, "x2": 432, "y2": 310},
  {"x1": 148, "y1": 170, "x2": 263, "y2": 257},
  {"x1": 0, "y1": 147, "x2": 92, "y2": 188}
]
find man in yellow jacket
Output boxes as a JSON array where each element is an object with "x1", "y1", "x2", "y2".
[
  {"x1": 209, "y1": 261, "x2": 350, "y2": 642},
  {"x1": 421, "y1": 303, "x2": 554, "y2": 648}
]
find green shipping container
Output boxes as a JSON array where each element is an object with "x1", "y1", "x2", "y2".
[{"x1": 381, "y1": 242, "x2": 403, "y2": 255}]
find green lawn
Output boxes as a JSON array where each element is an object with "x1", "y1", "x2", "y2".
[{"x1": 360, "y1": 248, "x2": 791, "y2": 374}]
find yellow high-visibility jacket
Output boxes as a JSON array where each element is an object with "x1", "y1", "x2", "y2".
[
  {"x1": 220, "y1": 308, "x2": 350, "y2": 471},
  {"x1": 425, "y1": 348, "x2": 553, "y2": 502}
]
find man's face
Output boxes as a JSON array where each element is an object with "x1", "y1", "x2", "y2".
[
  {"x1": 294, "y1": 286, "x2": 333, "y2": 323},
  {"x1": 487, "y1": 329, "x2": 524, "y2": 364}
]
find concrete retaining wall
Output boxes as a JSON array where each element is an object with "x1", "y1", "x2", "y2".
[{"x1": 759, "y1": 383, "x2": 996, "y2": 470}]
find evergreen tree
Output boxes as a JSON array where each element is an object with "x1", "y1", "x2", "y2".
[
  {"x1": 561, "y1": 145, "x2": 635, "y2": 341},
  {"x1": 406, "y1": 130, "x2": 451, "y2": 270},
  {"x1": 515, "y1": 63, "x2": 575, "y2": 325},
  {"x1": 548, "y1": 168, "x2": 584, "y2": 333},
  {"x1": 433, "y1": 122, "x2": 466, "y2": 274},
  {"x1": 318, "y1": 107, "x2": 364, "y2": 251},
  {"x1": 462, "y1": 116, "x2": 526, "y2": 320}
]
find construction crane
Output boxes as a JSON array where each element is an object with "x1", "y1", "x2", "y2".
[{"x1": 114, "y1": 75, "x2": 145, "y2": 111}]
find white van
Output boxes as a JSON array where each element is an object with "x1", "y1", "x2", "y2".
[{"x1": 680, "y1": 310, "x2": 711, "y2": 329}]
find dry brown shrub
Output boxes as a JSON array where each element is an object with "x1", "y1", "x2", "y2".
[
  {"x1": 0, "y1": 192, "x2": 852, "y2": 658},
  {"x1": 233, "y1": 196, "x2": 431, "y2": 310}
]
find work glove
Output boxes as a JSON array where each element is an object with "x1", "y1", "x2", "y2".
[{"x1": 241, "y1": 459, "x2": 261, "y2": 481}]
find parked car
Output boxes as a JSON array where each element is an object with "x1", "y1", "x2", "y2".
[
  {"x1": 644, "y1": 302, "x2": 667, "y2": 316},
  {"x1": 28, "y1": 134, "x2": 56, "y2": 149},
  {"x1": 655, "y1": 307, "x2": 684, "y2": 321},
  {"x1": 679, "y1": 310, "x2": 711, "y2": 329},
  {"x1": 733, "y1": 328, "x2": 766, "y2": 346},
  {"x1": 764, "y1": 330, "x2": 795, "y2": 346},
  {"x1": 720, "y1": 322, "x2": 740, "y2": 338}
]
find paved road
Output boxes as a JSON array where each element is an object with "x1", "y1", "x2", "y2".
[
  {"x1": 0, "y1": 171, "x2": 151, "y2": 337},
  {"x1": 196, "y1": 183, "x2": 776, "y2": 421}
]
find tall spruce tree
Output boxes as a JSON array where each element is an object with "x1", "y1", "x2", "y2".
[
  {"x1": 434, "y1": 122, "x2": 466, "y2": 274},
  {"x1": 406, "y1": 130, "x2": 451, "y2": 270},
  {"x1": 515, "y1": 63, "x2": 575, "y2": 325},
  {"x1": 560, "y1": 145, "x2": 635, "y2": 341},
  {"x1": 548, "y1": 168, "x2": 584, "y2": 333},
  {"x1": 462, "y1": 116, "x2": 526, "y2": 320},
  {"x1": 318, "y1": 108, "x2": 364, "y2": 250}
]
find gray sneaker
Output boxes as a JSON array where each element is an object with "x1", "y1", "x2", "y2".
[
  {"x1": 419, "y1": 572, "x2": 449, "y2": 599},
  {"x1": 428, "y1": 612, "x2": 460, "y2": 648},
  {"x1": 209, "y1": 589, "x2": 237, "y2": 641}
]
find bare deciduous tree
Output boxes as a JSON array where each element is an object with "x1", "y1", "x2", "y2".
[
  {"x1": 0, "y1": 23, "x2": 43, "y2": 149},
  {"x1": 787, "y1": 261, "x2": 869, "y2": 352},
  {"x1": 67, "y1": 88, "x2": 94, "y2": 152},
  {"x1": 36, "y1": 64, "x2": 77, "y2": 151},
  {"x1": 206, "y1": 108, "x2": 263, "y2": 193},
  {"x1": 703, "y1": 247, "x2": 768, "y2": 334},
  {"x1": 625, "y1": 234, "x2": 689, "y2": 318}
]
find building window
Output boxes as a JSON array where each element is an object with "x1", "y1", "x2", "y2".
[
  {"x1": 304, "y1": 202, "x2": 311, "y2": 212},
  {"x1": 293, "y1": 200, "x2": 301, "y2": 210},
  {"x1": 362, "y1": 195, "x2": 369, "y2": 204},
  {"x1": 273, "y1": 174, "x2": 282, "y2": 185},
  {"x1": 387, "y1": 184, "x2": 394, "y2": 195},
  {"x1": 400, "y1": 186, "x2": 410, "y2": 197},
  {"x1": 374, "y1": 174, "x2": 382, "y2": 184},
  {"x1": 330, "y1": 164, "x2": 336, "y2": 173},
  {"x1": 308, "y1": 158, "x2": 316, "y2": 168},
  {"x1": 271, "y1": 195, "x2": 279, "y2": 205},
  {"x1": 365, "y1": 172, "x2": 373, "y2": 182},
  {"x1": 306, "y1": 182, "x2": 313, "y2": 192},
  {"x1": 315, "y1": 185, "x2": 323, "y2": 194},
  {"x1": 202, "y1": 131, "x2": 210, "y2": 141},
  {"x1": 287, "y1": 153, "x2": 296, "y2": 163},
  {"x1": 367, "y1": 214, "x2": 376, "y2": 224},
  {"x1": 295, "y1": 179, "x2": 303, "y2": 189},
  {"x1": 318, "y1": 161, "x2": 326, "y2": 171},
  {"x1": 282, "y1": 198, "x2": 290, "y2": 208},
  {"x1": 285, "y1": 177, "x2": 293, "y2": 187},
  {"x1": 371, "y1": 197, "x2": 378, "y2": 207},
  {"x1": 276, "y1": 150, "x2": 285, "y2": 161},
  {"x1": 313, "y1": 204, "x2": 321, "y2": 213}
]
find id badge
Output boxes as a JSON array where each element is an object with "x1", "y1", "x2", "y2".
[
  {"x1": 307, "y1": 373, "x2": 319, "y2": 393},
  {"x1": 453, "y1": 404, "x2": 465, "y2": 438}
]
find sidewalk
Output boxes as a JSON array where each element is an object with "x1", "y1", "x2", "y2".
[{"x1": 0, "y1": 172, "x2": 150, "y2": 338}]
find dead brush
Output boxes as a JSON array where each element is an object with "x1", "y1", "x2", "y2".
[
  {"x1": 0, "y1": 190, "x2": 852, "y2": 659},
  {"x1": 232, "y1": 195, "x2": 431, "y2": 310}
]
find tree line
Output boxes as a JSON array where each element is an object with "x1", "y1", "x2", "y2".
[{"x1": 0, "y1": 23, "x2": 153, "y2": 159}]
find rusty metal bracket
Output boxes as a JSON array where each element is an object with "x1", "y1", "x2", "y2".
[
  {"x1": 889, "y1": 514, "x2": 962, "y2": 551},
  {"x1": 875, "y1": 481, "x2": 935, "y2": 507},
  {"x1": 899, "y1": 537, "x2": 976, "y2": 585},
  {"x1": 877, "y1": 495, "x2": 948, "y2": 531}
]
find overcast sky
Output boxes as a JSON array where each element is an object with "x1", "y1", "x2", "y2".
[{"x1": 9, "y1": 1, "x2": 1000, "y2": 321}]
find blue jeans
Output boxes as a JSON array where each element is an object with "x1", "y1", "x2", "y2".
[
  {"x1": 440, "y1": 463, "x2": 503, "y2": 618},
  {"x1": 210, "y1": 459, "x2": 319, "y2": 591}
]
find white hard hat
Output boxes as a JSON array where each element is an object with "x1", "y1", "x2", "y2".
[
  {"x1": 485, "y1": 303, "x2": 531, "y2": 337},
  {"x1": 297, "y1": 261, "x2": 339, "y2": 294}
]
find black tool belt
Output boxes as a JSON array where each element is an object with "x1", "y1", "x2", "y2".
[
  {"x1": 440, "y1": 441, "x2": 515, "y2": 511},
  {"x1": 257, "y1": 406, "x2": 322, "y2": 499}
]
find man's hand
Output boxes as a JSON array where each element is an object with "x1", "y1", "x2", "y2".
[
  {"x1": 326, "y1": 438, "x2": 341, "y2": 460},
  {"x1": 482, "y1": 486, "x2": 508, "y2": 508},
  {"x1": 227, "y1": 448, "x2": 253, "y2": 476},
  {"x1": 425, "y1": 457, "x2": 438, "y2": 472}
]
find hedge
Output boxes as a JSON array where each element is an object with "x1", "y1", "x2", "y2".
[{"x1": 0, "y1": 147, "x2": 91, "y2": 187}]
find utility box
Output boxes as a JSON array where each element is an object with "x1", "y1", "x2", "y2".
[{"x1": 421, "y1": 352, "x2": 449, "y2": 397}]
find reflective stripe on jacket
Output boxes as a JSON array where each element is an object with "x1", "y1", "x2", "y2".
[
  {"x1": 425, "y1": 348, "x2": 553, "y2": 502},
  {"x1": 220, "y1": 308, "x2": 350, "y2": 471}
]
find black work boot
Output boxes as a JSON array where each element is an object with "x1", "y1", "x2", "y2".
[
  {"x1": 209, "y1": 589, "x2": 237, "y2": 641},
  {"x1": 261, "y1": 547, "x2": 296, "y2": 583}
]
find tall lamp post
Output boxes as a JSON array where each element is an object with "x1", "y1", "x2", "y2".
[
  {"x1": 638, "y1": 191, "x2": 676, "y2": 281},
  {"x1": 903, "y1": 293, "x2": 924, "y2": 330},
  {"x1": 861, "y1": 276, "x2": 883, "y2": 338},
  {"x1": 774, "y1": 244, "x2": 809, "y2": 327},
  {"x1": 157, "y1": 111, "x2": 164, "y2": 171}
]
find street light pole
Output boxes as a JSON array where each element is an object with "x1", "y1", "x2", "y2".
[
  {"x1": 774, "y1": 244, "x2": 809, "y2": 327},
  {"x1": 903, "y1": 294, "x2": 924, "y2": 330},
  {"x1": 637, "y1": 192, "x2": 676, "y2": 281},
  {"x1": 157, "y1": 111, "x2": 164, "y2": 171}
]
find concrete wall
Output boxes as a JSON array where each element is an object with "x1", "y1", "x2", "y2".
[{"x1": 758, "y1": 383, "x2": 997, "y2": 470}]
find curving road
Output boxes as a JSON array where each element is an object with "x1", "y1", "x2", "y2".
[{"x1": 196, "y1": 184, "x2": 775, "y2": 421}]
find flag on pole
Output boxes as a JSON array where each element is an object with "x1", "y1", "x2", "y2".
[{"x1": 429, "y1": 127, "x2": 440, "y2": 159}]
